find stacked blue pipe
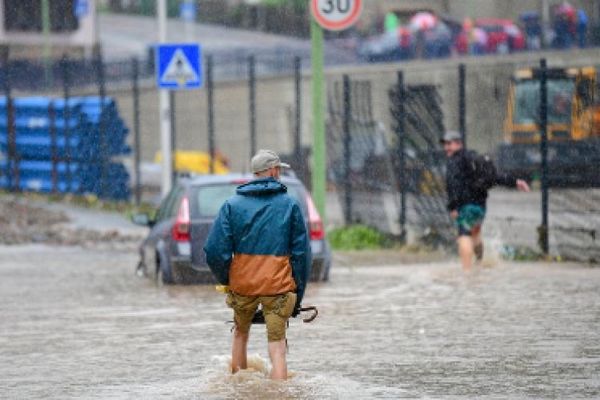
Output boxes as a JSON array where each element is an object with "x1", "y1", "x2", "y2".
[{"x1": 0, "y1": 96, "x2": 131, "y2": 200}]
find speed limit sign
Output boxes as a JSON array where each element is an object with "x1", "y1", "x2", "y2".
[{"x1": 310, "y1": 0, "x2": 363, "y2": 31}]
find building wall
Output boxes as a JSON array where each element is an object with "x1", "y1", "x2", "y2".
[{"x1": 0, "y1": 0, "x2": 98, "y2": 54}]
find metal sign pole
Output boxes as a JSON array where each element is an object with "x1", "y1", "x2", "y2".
[
  {"x1": 41, "y1": 0, "x2": 52, "y2": 88},
  {"x1": 310, "y1": 0, "x2": 363, "y2": 223},
  {"x1": 158, "y1": 0, "x2": 172, "y2": 197},
  {"x1": 311, "y1": 18, "x2": 326, "y2": 222}
]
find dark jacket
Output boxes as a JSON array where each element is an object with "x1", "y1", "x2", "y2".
[
  {"x1": 203, "y1": 177, "x2": 311, "y2": 305},
  {"x1": 446, "y1": 149, "x2": 516, "y2": 211}
]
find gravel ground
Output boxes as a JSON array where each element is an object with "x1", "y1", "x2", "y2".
[{"x1": 0, "y1": 194, "x2": 144, "y2": 249}]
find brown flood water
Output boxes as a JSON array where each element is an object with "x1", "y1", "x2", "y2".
[{"x1": 1, "y1": 245, "x2": 599, "y2": 399}]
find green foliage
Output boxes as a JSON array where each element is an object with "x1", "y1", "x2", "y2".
[
  {"x1": 328, "y1": 225, "x2": 387, "y2": 251},
  {"x1": 500, "y1": 245, "x2": 544, "y2": 261}
]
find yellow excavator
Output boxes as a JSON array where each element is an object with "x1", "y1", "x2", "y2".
[{"x1": 497, "y1": 66, "x2": 600, "y2": 186}]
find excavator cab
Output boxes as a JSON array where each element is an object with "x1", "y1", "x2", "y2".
[
  {"x1": 504, "y1": 67, "x2": 596, "y2": 144},
  {"x1": 498, "y1": 67, "x2": 600, "y2": 186}
]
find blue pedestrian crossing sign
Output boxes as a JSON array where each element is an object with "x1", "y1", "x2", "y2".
[{"x1": 156, "y1": 44, "x2": 202, "y2": 90}]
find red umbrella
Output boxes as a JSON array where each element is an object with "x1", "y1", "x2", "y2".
[
  {"x1": 410, "y1": 12, "x2": 438, "y2": 31},
  {"x1": 557, "y1": 2, "x2": 576, "y2": 17}
]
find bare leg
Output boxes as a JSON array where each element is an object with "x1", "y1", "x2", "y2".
[
  {"x1": 268, "y1": 339, "x2": 288, "y2": 380},
  {"x1": 231, "y1": 328, "x2": 249, "y2": 374},
  {"x1": 472, "y1": 226, "x2": 483, "y2": 262},
  {"x1": 457, "y1": 235, "x2": 474, "y2": 270}
]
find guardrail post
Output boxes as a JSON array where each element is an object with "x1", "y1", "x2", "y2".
[
  {"x1": 3, "y1": 54, "x2": 18, "y2": 193},
  {"x1": 1, "y1": 49, "x2": 13, "y2": 192},
  {"x1": 169, "y1": 91, "x2": 176, "y2": 183},
  {"x1": 459, "y1": 63, "x2": 467, "y2": 147},
  {"x1": 539, "y1": 58, "x2": 549, "y2": 255},
  {"x1": 61, "y1": 56, "x2": 72, "y2": 193},
  {"x1": 343, "y1": 75, "x2": 352, "y2": 225},
  {"x1": 294, "y1": 56, "x2": 302, "y2": 170},
  {"x1": 206, "y1": 55, "x2": 215, "y2": 174},
  {"x1": 95, "y1": 52, "x2": 107, "y2": 199},
  {"x1": 396, "y1": 71, "x2": 407, "y2": 241},
  {"x1": 49, "y1": 100, "x2": 58, "y2": 193},
  {"x1": 248, "y1": 55, "x2": 257, "y2": 158},
  {"x1": 132, "y1": 57, "x2": 141, "y2": 206}
]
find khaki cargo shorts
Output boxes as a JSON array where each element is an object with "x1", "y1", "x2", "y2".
[{"x1": 226, "y1": 291, "x2": 297, "y2": 342}]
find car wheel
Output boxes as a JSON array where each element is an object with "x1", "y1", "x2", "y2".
[
  {"x1": 156, "y1": 257, "x2": 174, "y2": 286},
  {"x1": 322, "y1": 261, "x2": 331, "y2": 282}
]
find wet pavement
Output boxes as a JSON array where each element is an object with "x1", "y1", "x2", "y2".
[{"x1": 1, "y1": 245, "x2": 599, "y2": 399}]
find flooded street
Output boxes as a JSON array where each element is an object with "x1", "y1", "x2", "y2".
[{"x1": 1, "y1": 245, "x2": 599, "y2": 399}]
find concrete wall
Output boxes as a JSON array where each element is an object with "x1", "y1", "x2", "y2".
[
  {"x1": 328, "y1": 48, "x2": 600, "y2": 153},
  {"x1": 109, "y1": 75, "x2": 313, "y2": 172},
  {"x1": 107, "y1": 48, "x2": 599, "y2": 172}
]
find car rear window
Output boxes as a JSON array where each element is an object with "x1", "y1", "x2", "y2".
[{"x1": 192, "y1": 182, "x2": 306, "y2": 218}]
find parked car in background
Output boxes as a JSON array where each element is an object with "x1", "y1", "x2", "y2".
[
  {"x1": 421, "y1": 21, "x2": 453, "y2": 59},
  {"x1": 456, "y1": 18, "x2": 526, "y2": 55},
  {"x1": 133, "y1": 173, "x2": 331, "y2": 285},
  {"x1": 357, "y1": 28, "x2": 414, "y2": 62}
]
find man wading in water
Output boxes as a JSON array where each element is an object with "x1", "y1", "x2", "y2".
[
  {"x1": 204, "y1": 150, "x2": 310, "y2": 380},
  {"x1": 442, "y1": 131, "x2": 530, "y2": 270}
]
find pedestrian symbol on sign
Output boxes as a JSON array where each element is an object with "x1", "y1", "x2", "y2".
[
  {"x1": 161, "y1": 49, "x2": 199, "y2": 86},
  {"x1": 156, "y1": 44, "x2": 202, "y2": 89}
]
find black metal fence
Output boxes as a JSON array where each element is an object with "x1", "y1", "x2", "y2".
[
  {"x1": 0, "y1": 49, "x2": 308, "y2": 204},
  {"x1": 327, "y1": 76, "x2": 401, "y2": 235},
  {"x1": 328, "y1": 60, "x2": 600, "y2": 262},
  {"x1": 326, "y1": 73, "x2": 453, "y2": 245},
  {"x1": 390, "y1": 76, "x2": 454, "y2": 246},
  {"x1": 1, "y1": 48, "x2": 311, "y2": 92},
  {"x1": 550, "y1": 188, "x2": 600, "y2": 262},
  {"x1": 0, "y1": 52, "x2": 133, "y2": 201}
]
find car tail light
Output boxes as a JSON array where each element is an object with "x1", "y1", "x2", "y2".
[
  {"x1": 305, "y1": 194, "x2": 325, "y2": 241},
  {"x1": 309, "y1": 219, "x2": 325, "y2": 241},
  {"x1": 172, "y1": 196, "x2": 190, "y2": 242}
]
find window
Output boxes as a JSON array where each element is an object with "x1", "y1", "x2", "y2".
[
  {"x1": 155, "y1": 186, "x2": 184, "y2": 222},
  {"x1": 191, "y1": 182, "x2": 306, "y2": 218},
  {"x1": 513, "y1": 79, "x2": 575, "y2": 124}
]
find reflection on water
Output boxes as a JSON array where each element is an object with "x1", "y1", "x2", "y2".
[{"x1": 1, "y1": 245, "x2": 599, "y2": 399}]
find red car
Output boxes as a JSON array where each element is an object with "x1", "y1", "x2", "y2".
[{"x1": 456, "y1": 18, "x2": 526, "y2": 55}]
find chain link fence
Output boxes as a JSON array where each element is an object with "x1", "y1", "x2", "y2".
[
  {"x1": 325, "y1": 59, "x2": 599, "y2": 262},
  {"x1": 326, "y1": 77, "x2": 401, "y2": 235},
  {"x1": 0, "y1": 49, "x2": 310, "y2": 204}
]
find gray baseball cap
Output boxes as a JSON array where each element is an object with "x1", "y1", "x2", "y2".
[
  {"x1": 251, "y1": 149, "x2": 291, "y2": 173},
  {"x1": 440, "y1": 130, "x2": 462, "y2": 143}
]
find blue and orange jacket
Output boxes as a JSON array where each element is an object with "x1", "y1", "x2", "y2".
[{"x1": 203, "y1": 178, "x2": 311, "y2": 304}]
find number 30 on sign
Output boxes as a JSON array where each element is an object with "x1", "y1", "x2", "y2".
[{"x1": 310, "y1": 0, "x2": 363, "y2": 31}]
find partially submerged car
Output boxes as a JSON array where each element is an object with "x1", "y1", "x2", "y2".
[{"x1": 133, "y1": 173, "x2": 331, "y2": 284}]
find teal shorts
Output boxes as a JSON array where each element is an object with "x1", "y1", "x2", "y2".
[{"x1": 456, "y1": 204, "x2": 486, "y2": 236}]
